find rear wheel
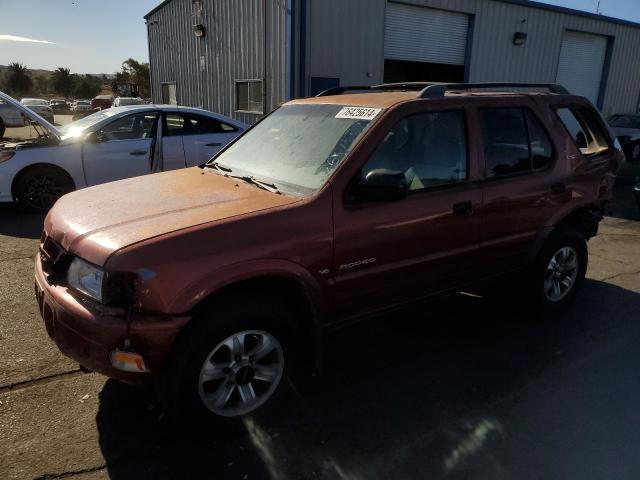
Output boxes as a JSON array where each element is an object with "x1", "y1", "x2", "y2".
[
  {"x1": 158, "y1": 295, "x2": 298, "y2": 427},
  {"x1": 14, "y1": 166, "x2": 74, "y2": 213},
  {"x1": 532, "y1": 227, "x2": 588, "y2": 312}
]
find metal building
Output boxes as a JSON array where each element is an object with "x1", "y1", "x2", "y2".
[{"x1": 145, "y1": 0, "x2": 640, "y2": 122}]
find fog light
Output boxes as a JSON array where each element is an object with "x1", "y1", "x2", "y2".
[{"x1": 110, "y1": 350, "x2": 149, "y2": 373}]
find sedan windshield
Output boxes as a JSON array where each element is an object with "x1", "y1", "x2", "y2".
[
  {"x1": 210, "y1": 103, "x2": 380, "y2": 195},
  {"x1": 609, "y1": 115, "x2": 640, "y2": 129},
  {"x1": 58, "y1": 109, "x2": 118, "y2": 138}
]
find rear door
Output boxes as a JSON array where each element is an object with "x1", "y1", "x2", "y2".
[
  {"x1": 331, "y1": 105, "x2": 483, "y2": 319},
  {"x1": 82, "y1": 111, "x2": 159, "y2": 186},
  {"x1": 476, "y1": 101, "x2": 564, "y2": 274},
  {"x1": 181, "y1": 114, "x2": 241, "y2": 166},
  {"x1": 161, "y1": 112, "x2": 187, "y2": 170}
]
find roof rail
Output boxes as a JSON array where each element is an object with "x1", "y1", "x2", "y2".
[
  {"x1": 418, "y1": 82, "x2": 570, "y2": 99},
  {"x1": 315, "y1": 82, "x2": 432, "y2": 97}
]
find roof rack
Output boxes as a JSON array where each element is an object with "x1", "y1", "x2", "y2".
[
  {"x1": 316, "y1": 82, "x2": 433, "y2": 97},
  {"x1": 316, "y1": 82, "x2": 569, "y2": 99}
]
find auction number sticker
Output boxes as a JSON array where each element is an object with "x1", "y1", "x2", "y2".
[{"x1": 335, "y1": 106, "x2": 382, "y2": 121}]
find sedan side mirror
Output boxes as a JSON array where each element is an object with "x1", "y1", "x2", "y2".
[
  {"x1": 84, "y1": 131, "x2": 103, "y2": 143},
  {"x1": 353, "y1": 169, "x2": 408, "y2": 203}
]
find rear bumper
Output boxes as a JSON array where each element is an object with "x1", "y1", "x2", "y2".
[{"x1": 34, "y1": 254, "x2": 190, "y2": 382}]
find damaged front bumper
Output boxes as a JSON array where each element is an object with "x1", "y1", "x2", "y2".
[{"x1": 34, "y1": 253, "x2": 190, "y2": 383}]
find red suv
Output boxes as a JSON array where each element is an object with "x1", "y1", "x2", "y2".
[{"x1": 35, "y1": 83, "x2": 623, "y2": 423}]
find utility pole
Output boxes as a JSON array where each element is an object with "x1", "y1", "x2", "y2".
[{"x1": 596, "y1": 0, "x2": 601, "y2": 14}]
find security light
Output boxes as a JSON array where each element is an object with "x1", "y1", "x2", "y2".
[
  {"x1": 513, "y1": 31, "x2": 527, "y2": 46},
  {"x1": 193, "y1": 24, "x2": 206, "y2": 38}
]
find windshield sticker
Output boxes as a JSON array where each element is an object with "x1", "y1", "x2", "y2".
[{"x1": 335, "y1": 107, "x2": 382, "y2": 121}]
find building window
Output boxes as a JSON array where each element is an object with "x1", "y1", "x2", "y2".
[
  {"x1": 161, "y1": 82, "x2": 177, "y2": 105},
  {"x1": 236, "y1": 80, "x2": 263, "y2": 114}
]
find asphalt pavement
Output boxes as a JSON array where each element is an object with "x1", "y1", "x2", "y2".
[{"x1": 0, "y1": 163, "x2": 639, "y2": 479}]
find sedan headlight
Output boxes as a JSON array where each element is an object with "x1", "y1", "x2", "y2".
[{"x1": 67, "y1": 257, "x2": 105, "y2": 302}]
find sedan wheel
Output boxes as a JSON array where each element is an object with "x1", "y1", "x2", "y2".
[
  {"x1": 543, "y1": 246, "x2": 579, "y2": 302},
  {"x1": 198, "y1": 330, "x2": 284, "y2": 417}
]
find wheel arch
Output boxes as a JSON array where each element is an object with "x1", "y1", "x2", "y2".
[
  {"x1": 11, "y1": 162, "x2": 76, "y2": 201},
  {"x1": 182, "y1": 270, "x2": 325, "y2": 373}
]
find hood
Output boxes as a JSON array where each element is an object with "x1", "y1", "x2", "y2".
[
  {"x1": 45, "y1": 168, "x2": 300, "y2": 266},
  {"x1": 612, "y1": 126, "x2": 640, "y2": 139},
  {"x1": 0, "y1": 91, "x2": 60, "y2": 141}
]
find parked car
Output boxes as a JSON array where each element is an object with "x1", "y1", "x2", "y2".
[
  {"x1": 608, "y1": 113, "x2": 640, "y2": 161},
  {"x1": 72, "y1": 100, "x2": 92, "y2": 112},
  {"x1": 91, "y1": 95, "x2": 113, "y2": 110},
  {"x1": 113, "y1": 97, "x2": 144, "y2": 107},
  {"x1": 0, "y1": 90, "x2": 246, "y2": 211},
  {"x1": 0, "y1": 98, "x2": 25, "y2": 138},
  {"x1": 49, "y1": 99, "x2": 68, "y2": 112},
  {"x1": 20, "y1": 98, "x2": 54, "y2": 123},
  {"x1": 34, "y1": 83, "x2": 622, "y2": 424}
]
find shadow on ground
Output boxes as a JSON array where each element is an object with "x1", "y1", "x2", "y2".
[
  {"x1": 96, "y1": 280, "x2": 640, "y2": 479},
  {"x1": 0, "y1": 202, "x2": 44, "y2": 239}
]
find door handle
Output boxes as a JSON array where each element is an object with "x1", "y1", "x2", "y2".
[
  {"x1": 129, "y1": 150, "x2": 147, "y2": 156},
  {"x1": 550, "y1": 182, "x2": 566, "y2": 194},
  {"x1": 205, "y1": 142, "x2": 222, "y2": 147},
  {"x1": 453, "y1": 201, "x2": 473, "y2": 215}
]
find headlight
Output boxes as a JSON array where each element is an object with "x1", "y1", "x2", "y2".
[
  {"x1": 67, "y1": 257, "x2": 105, "y2": 302},
  {"x1": 0, "y1": 150, "x2": 16, "y2": 164}
]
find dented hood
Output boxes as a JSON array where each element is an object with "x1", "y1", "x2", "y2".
[{"x1": 45, "y1": 168, "x2": 300, "y2": 265}]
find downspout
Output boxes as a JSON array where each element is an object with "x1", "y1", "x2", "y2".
[{"x1": 263, "y1": 0, "x2": 268, "y2": 115}]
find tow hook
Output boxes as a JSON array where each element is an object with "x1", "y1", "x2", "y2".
[{"x1": 110, "y1": 338, "x2": 150, "y2": 373}]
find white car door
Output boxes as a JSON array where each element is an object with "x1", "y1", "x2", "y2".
[
  {"x1": 179, "y1": 113, "x2": 240, "y2": 167},
  {"x1": 82, "y1": 111, "x2": 159, "y2": 186}
]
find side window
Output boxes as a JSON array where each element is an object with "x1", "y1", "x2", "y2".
[
  {"x1": 481, "y1": 108, "x2": 554, "y2": 177},
  {"x1": 361, "y1": 110, "x2": 467, "y2": 191},
  {"x1": 164, "y1": 114, "x2": 186, "y2": 137},
  {"x1": 98, "y1": 112, "x2": 158, "y2": 141},
  {"x1": 556, "y1": 107, "x2": 610, "y2": 157},
  {"x1": 525, "y1": 110, "x2": 553, "y2": 169},
  {"x1": 481, "y1": 109, "x2": 530, "y2": 177},
  {"x1": 186, "y1": 115, "x2": 238, "y2": 134}
]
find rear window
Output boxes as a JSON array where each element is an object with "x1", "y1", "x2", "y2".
[
  {"x1": 480, "y1": 108, "x2": 553, "y2": 178},
  {"x1": 556, "y1": 107, "x2": 610, "y2": 157}
]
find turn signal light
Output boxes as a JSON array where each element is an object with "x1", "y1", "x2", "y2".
[{"x1": 110, "y1": 350, "x2": 149, "y2": 373}]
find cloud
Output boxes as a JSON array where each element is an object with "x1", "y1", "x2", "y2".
[{"x1": 0, "y1": 34, "x2": 55, "y2": 45}]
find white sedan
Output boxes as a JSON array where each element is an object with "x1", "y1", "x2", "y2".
[{"x1": 0, "y1": 91, "x2": 247, "y2": 211}]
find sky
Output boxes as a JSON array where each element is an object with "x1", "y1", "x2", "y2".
[{"x1": 0, "y1": 0, "x2": 639, "y2": 74}]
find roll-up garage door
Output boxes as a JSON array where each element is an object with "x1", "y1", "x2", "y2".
[
  {"x1": 384, "y1": 3, "x2": 469, "y2": 65},
  {"x1": 556, "y1": 30, "x2": 608, "y2": 105}
]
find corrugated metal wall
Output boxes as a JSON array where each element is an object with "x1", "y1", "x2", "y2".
[
  {"x1": 147, "y1": 0, "x2": 640, "y2": 118},
  {"x1": 305, "y1": 0, "x2": 640, "y2": 115},
  {"x1": 146, "y1": 0, "x2": 288, "y2": 124}
]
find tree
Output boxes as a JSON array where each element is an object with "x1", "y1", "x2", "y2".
[
  {"x1": 73, "y1": 74, "x2": 100, "y2": 99},
  {"x1": 51, "y1": 67, "x2": 73, "y2": 98},
  {"x1": 5, "y1": 62, "x2": 32, "y2": 97},
  {"x1": 113, "y1": 58, "x2": 150, "y2": 97},
  {"x1": 34, "y1": 75, "x2": 50, "y2": 96}
]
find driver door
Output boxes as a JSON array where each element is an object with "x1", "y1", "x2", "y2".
[{"x1": 82, "y1": 111, "x2": 159, "y2": 186}]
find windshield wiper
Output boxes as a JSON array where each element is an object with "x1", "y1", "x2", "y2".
[
  {"x1": 206, "y1": 160, "x2": 233, "y2": 174},
  {"x1": 231, "y1": 175, "x2": 281, "y2": 194}
]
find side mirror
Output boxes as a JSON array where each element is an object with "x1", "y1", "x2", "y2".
[
  {"x1": 84, "y1": 131, "x2": 102, "y2": 143},
  {"x1": 353, "y1": 169, "x2": 408, "y2": 203}
]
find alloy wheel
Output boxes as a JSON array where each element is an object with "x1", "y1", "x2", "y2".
[
  {"x1": 23, "y1": 174, "x2": 66, "y2": 211},
  {"x1": 198, "y1": 330, "x2": 284, "y2": 417},
  {"x1": 544, "y1": 246, "x2": 579, "y2": 302}
]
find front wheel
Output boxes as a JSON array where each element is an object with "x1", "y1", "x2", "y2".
[
  {"x1": 158, "y1": 296, "x2": 298, "y2": 426},
  {"x1": 14, "y1": 166, "x2": 74, "y2": 213},
  {"x1": 533, "y1": 227, "x2": 588, "y2": 312}
]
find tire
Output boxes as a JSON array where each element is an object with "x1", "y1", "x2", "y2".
[
  {"x1": 158, "y1": 294, "x2": 300, "y2": 428},
  {"x1": 630, "y1": 142, "x2": 640, "y2": 162},
  {"x1": 13, "y1": 165, "x2": 74, "y2": 213},
  {"x1": 531, "y1": 226, "x2": 588, "y2": 313}
]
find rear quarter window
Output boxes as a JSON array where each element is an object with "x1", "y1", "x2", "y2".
[{"x1": 556, "y1": 107, "x2": 610, "y2": 158}]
